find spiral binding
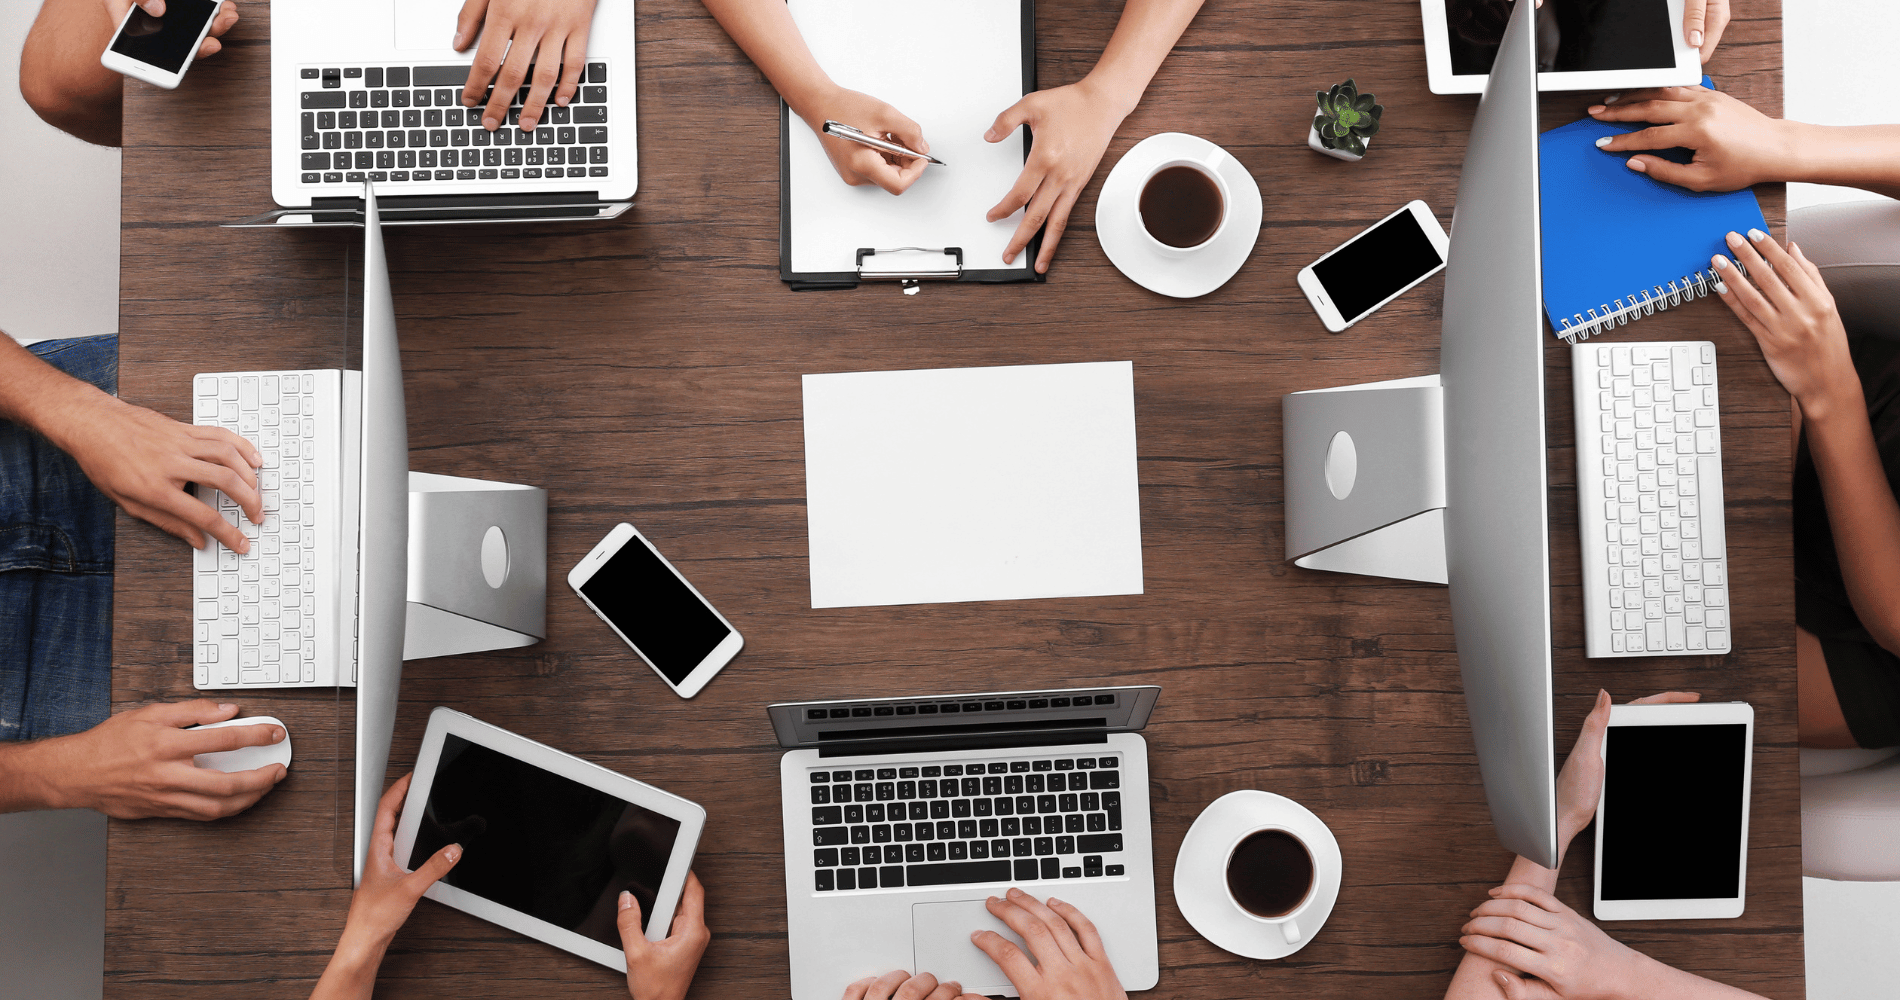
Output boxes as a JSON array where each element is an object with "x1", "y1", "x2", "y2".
[{"x1": 1553, "y1": 262, "x2": 1743, "y2": 344}]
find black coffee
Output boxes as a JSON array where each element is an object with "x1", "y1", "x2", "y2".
[
  {"x1": 1225, "y1": 830, "x2": 1314, "y2": 918},
  {"x1": 1138, "y1": 165, "x2": 1224, "y2": 248}
]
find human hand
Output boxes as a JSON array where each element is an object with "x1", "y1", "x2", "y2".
[
  {"x1": 341, "y1": 773, "x2": 462, "y2": 948},
  {"x1": 52, "y1": 392, "x2": 261, "y2": 553},
  {"x1": 454, "y1": 0, "x2": 599, "y2": 133},
  {"x1": 798, "y1": 88, "x2": 932, "y2": 195},
  {"x1": 966, "y1": 888, "x2": 1127, "y2": 1000},
  {"x1": 1587, "y1": 87, "x2": 1792, "y2": 192},
  {"x1": 1554, "y1": 690, "x2": 1699, "y2": 850},
  {"x1": 840, "y1": 971, "x2": 963, "y2": 1000},
  {"x1": 1682, "y1": 0, "x2": 1730, "y2": 63},
  {"x1": 105, "y1": 0, "x2": 241, "y2": 62},
  {"x1": 1461, "y1": 883, "x2": 1656, "y2": 1000},
  {"x1": 1712, "y1": 229, "x2": 1863, "y2": 421},
  {"x1": 35, "y1": 700, "x2": 285, "y2": 819},
  {"x1": 619, "y1": 871, "x2": 711, "y2": 1000},
  {"x1": 984, "y1": 79, "x2": 1130, "y2": 274}
]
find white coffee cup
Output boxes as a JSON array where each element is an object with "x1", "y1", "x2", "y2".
[
  {"x1": 1223, "y1": 825, "x2": 1325, "y2": 946},
  {"x1": 1136, "y1": 147, "x2": 1232, "y2": 258}
]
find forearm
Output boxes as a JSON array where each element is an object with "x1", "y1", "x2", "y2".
[
  {"x1": 699, "y1": 0, "x2": 836, "y2": 120},
  {"x1": 0, "y1": 334, "x2": 116, "y2": 454},
  {"x1": 20, "y1": 0, "x2": 126, "y2": 147},
  {"x1": 310, "y1": 931, "x2": 393, "y2": 1000},
  {"x1": 1804, "y1": 396, "x2": 1900, "y2": 655},
  {"x1": 1781, "y1": 122, "x2": 1900, "y2": 200},
  {"x1": 1079, "y1": 0, "x2": 1205, "y2": 115}
]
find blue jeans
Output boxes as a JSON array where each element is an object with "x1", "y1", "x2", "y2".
[{"x1": 0, "y1": 335, "x2": 117, "y2": 741}]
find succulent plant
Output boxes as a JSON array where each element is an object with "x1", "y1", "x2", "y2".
[{"x1": 1314, "y1": 79, "x2": 1382, "y2": 157}]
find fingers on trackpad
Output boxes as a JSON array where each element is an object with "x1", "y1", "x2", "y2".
[{"x1": 911, "y1": 899, "x2": 1030, "y2": 995}]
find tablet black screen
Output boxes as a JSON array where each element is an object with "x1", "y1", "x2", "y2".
[
  {"x1": 1446, "y1": 0, "x2": 1676, "y2": 76},
  {"x1": 409, "y1": 734, "x2": 683, "y2": 946},
  {"x1": 1600, "y1": 723, "x2": 1747, "y2": 900}
]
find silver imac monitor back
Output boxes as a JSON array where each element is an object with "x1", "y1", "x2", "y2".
[
  {"x1": 1440, "y1": 0, "x2": 1558, "y2": 868},
  {"x1": 354, "y1": 185, "x2": 409, "y2": 883}
]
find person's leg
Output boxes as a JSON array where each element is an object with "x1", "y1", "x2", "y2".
[
  {"x1": 0, "y1": 335, "x2": 118, "y2": 741},
  {"x1": 1798, "y1": 626, "x2": 1860, "y2": 748}
]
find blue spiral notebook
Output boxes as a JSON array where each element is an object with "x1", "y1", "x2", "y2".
[{"x1": 1538, "y1": 116, "x2": 1767, "y2": 343}]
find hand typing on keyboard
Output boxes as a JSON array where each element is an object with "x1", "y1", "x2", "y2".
[
  {"x1": 848, "y1": 890, "x2": 1126, "y2": 1000},
  {"x1": 452, "y1": 0, "x2": 600, "y2": 133},
  {"x1": 0, "y1": 700, "x2": 285, "y2": 819},
  {"x1": 52, "y1": 385, "x2": 263, "y2": 553}
]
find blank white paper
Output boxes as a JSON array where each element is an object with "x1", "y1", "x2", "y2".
[
  {"x1": 802, "y1": 361, "x2": 1144, "y2": 609},
  {"x1": 786, "y1": 0, "x2": 1030, "y2": 276}
]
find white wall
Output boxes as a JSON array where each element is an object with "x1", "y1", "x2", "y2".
[
  {"x1": 1784, "y1": 0, "x2": 1900, "y2": 211},
  {"x1": 0, "y1": 1, "x2": 119, "y2": 346}
]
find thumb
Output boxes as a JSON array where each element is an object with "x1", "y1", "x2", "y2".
[
  {"x1": 985, "y1": 98, "x2": 1033, "y2": 143},
  {"x1": 409, "y1": 842, "x2": 462, "y2": 890},
  {"x1": 1494, "y1": 970, "x2": 1560, "y2": 1000},
  {"x1": 616, "y1": 890, "x2": 648, "y2": 953},
  {"x1": 1624, "y1": 154, "x2": 1709, "y2": 190}
]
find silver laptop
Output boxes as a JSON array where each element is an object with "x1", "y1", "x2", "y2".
[
  {"x1": 771, "y1": 686, "x2": 1161, "y2": 1000},
  {"x1": 237, "y1": 0, "x2": 636, "y2": 226}
]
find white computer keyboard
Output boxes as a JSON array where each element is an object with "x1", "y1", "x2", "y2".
[
  {"x1": 190, "y1": 370, "x2": 358, "y2": 689},
  {"x1": 1572, "y1": 342, "x2": 1731, "y2": 657}
]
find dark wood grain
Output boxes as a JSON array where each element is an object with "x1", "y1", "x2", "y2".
[{"x1": 109, "y1": 1, "x2": 1799, "y2": 997}]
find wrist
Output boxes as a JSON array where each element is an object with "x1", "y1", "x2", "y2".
[
  {"x1": 782, "y1": 77, "x2": 840, "y2": 130},
  {"x1": 0, "y1": 737, "x2": 77, "y2": 811},
  {"x1": 1776, "y1": 120, "x2": 1830, "y2": 186},
  {"x1": 36, "y1": 384, "x2": 121, "y2": 458},
  {"x1": 333, "y1": 923, "x2": 397, "y2": 968},
  {"x1": 1797, "y1": 374, "x2": 1867, "y2": 427},
  {"x1": 1075, "y1": 71, "x2": 1143, "y2": 121}
]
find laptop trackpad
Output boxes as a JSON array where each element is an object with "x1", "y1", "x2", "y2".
[
  {"x1": 394, "y1": 0, "x2": 474, "y2": 51},
  {"x1": 912, "y1": 900, "x2": 1032, "y2": 996}
]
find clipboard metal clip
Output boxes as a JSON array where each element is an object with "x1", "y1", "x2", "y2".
[{"x1": 856, "y1": 247, "x2": 964, "y2": 283}]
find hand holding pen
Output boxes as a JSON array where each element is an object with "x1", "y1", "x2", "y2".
[{"x1": 802, "y1": 86, "x2": 935, "y2": 195}]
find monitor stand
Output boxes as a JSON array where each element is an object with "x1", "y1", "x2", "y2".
[
  {"x1": 403, "y1": 471, "x2": 548, "y2": 660},
  {"x1": 1282, "y1": 375, "x2": 1447, "y2": 585}
]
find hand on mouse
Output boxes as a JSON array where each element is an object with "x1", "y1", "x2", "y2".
[
  {"x1": 619, "y1": 870, "x2": 711, "y2": 1000},
  {"x1": 965, "y1": 889, "x2": 1127, "y2": 1000},
  {"x1": 312, "y1": 772, "x2": 463, "y2": 1000},
  {"x1": 0, "y1": 700, "x2": 285, "y2": 819}
]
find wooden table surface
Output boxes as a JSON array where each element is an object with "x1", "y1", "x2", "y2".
[{"x1": 109, "y1": 1, "x2": 1800, "y2": 996}]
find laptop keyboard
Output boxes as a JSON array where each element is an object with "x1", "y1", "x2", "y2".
[
  {"x1": 808, "y1": 755, "x2": 1126, "y2": 893},
  {"x1": 296, "y1": 62, "x2": 612, "y2": 186}
]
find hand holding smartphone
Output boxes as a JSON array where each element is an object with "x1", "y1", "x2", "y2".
[
  {"x1": 100, "y1": 0, "x2": 228, "y2": 90},
  {"x1": 568, "y1": 523, "x2": 743, "y2": 699},
  {"x1": 1297, "y1": 200, "x2": 1449, "y2": 332}
]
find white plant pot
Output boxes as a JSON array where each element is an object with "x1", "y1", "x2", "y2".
[{"x1": 1309, "y1": 124, "x2": 1367, "y2": 161}]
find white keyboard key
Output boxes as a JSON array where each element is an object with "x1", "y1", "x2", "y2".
[
  {"x1": 1667, "y1": 617, "x2": 1684, "y2": 650},
  {"x1": 262, "y1": 374, "x2": 278, "y2": 404},
  {"x1": 1688, "y1": 626, "x2": 1705, "y2": 650},
  {"x1": 1708, "y1": 630, "x2": 1727, "y2": 649},
  {"x1": 1646, "y1": 621, "x2": 1664, "y2": 649},
  {"x1": 220, "y1": 376, "x2": 238, "y2": 401}
]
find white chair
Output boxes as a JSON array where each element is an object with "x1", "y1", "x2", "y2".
[{"x1": 1790, "y1": 199, "x2": 1900, "y2": 881}]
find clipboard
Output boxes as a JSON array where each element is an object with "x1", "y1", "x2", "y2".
[{"x1": 779, "y1": 0, "x2": 1043, "y2": 290}]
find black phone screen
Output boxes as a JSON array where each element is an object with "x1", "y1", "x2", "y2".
[
  {"x1": 1311, "y1": 209, "x2": 1443, "y2": 323},
  {"x1": 408, "y1": 734, "x2": 684, "y2": 946},
  {"x1": 109, "y1": 0, "x2": 221, "y2": 74},
  {"x1": 580, "y1": 534, "x2": 732, "y2": 685},
  {"x1": 1600, "y1": 723, "x2": 1748, "y2": 900}
]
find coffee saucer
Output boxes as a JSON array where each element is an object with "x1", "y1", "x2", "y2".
[
  {"x1": 1096, "y1": 133, "x2": 1262, "y2": 299},
  {"x1": 1173, "y1": 790, "x2": 1343, "y2": 960}
]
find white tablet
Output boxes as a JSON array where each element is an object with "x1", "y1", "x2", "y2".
[
  {"x1": 1421, "y1": 0, "x2": 1702, "y2": 95},
  {"x1": 393, "y1": 708, "x2": 707, "y2": 970},
  {"x1": 1593, "y1": 701, "x2": 1753, "y2": 921}
]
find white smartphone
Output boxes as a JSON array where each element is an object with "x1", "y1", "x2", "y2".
[
  {"x1": 1594, "y1": 701, "x2": 1754, "y2": 921},
  {"x1": 567, "y1": 522, "x2": 743, "y2": 699},
  {"x1": 99, "y1": 0, "x2": 222, "y2": 90},
  {"x1": 1297, "y1": 200, "x2": 1449, "y2": 333}
]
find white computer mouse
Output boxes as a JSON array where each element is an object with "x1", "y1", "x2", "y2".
[{"x1": 191, "y1": 716, "x2": 292, "y2": 773}]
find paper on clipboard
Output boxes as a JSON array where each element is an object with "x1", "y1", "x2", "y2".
[{"x1": 785, "y1": 0, "x2": 1031, "y2": 279}]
